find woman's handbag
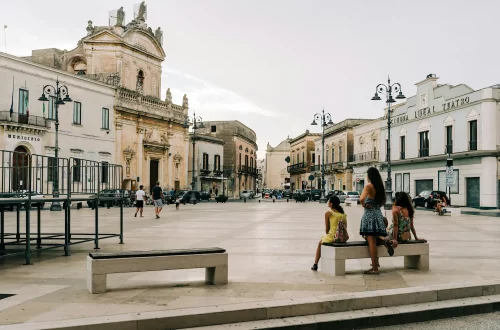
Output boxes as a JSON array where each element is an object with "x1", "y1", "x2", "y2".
[{"x1": 398, "y1": 231, "x2": 411, "y2": 241}]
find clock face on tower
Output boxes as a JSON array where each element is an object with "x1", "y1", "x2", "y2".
[{"x1": 420, "y1": 93, "x2": 428, "y2": 108}]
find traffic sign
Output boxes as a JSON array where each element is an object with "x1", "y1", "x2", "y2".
[
  {"x1": 308, "y1": 174, "x2": 315, "y2": 181},
  {"x1": 446, "y1": 166, "x2": 455, "y2": 187}
]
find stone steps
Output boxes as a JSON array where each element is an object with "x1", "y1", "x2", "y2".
[
  {"x1": 187, "y1": 295, "x2": 500, "y2": 330},
  {"x1": 2, "y1": 280, "x2": 500, "y2": 330}
]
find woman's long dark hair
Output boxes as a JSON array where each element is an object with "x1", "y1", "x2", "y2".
[
  {"x1": 329, "y1": 195, "x2": 344, "y2": 214},
  {"x1": 367, "y1": 167, "x2": 386, "y2": 206},
  {"x1": 394, "y1": 191, "x2": 414, "y2": 219}
]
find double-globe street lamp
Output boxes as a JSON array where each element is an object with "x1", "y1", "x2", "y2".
[
  {"x1": 38, "y1": 79, "x2": 72, "y2": 211},
  {"x1": 371, "y1": 76, "x2": 406, "y2": 209},
  {"x1": 183, "y1": 111, "x2": 204, "y2": 204},
  {"x1": 311, "y1": 109, "x2": 333, "y2": 203}
]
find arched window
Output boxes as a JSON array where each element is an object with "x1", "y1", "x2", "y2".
[{"x1": 136, "y1": 70, "x2": 144, "y2": 93}]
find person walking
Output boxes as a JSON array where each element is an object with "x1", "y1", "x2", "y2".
[
  {"x1": 152, "y1": 181, "x2": 164, "y2": 219},
  {"x1": 311, "y1": 195, "x2": 348, "y2": 271},
  {"x1": 359, "y1": 167, "x2": 387, "y2": 275},
  {"x1": 134, "y1": 185, "x2": 147, "y2": 218}
]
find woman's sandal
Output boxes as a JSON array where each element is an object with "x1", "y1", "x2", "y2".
[
  {"x1": 363, "y1": 269, "x2": 380, "y2": 275},
  {"x1": 385, "y1": 240, "x2": 395, "y2": 256},
  {"x1": 311, "y1": 264, "x2": 318, "y2": 271}
]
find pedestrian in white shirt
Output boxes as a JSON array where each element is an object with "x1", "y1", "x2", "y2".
[{"x1": 135, "y1": 185, "x2": 147, "y2": 218}]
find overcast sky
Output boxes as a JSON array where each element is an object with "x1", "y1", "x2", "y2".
[{"x1": 2, "y1": 0, "x2": 500, "y2": 159}]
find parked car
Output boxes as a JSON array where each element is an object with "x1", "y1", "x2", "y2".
[
  {"x1": 200, "y1": 191, "x2": 211, "y2": 201},
  {"x1": 18, "y1": 190, "x2": 46, "y2": 209},
  {"x1": 87, "y1": 189, "x2": 125, "y2": 208},
  {"x1": 178, "y1": 190, "x2": 201, "y2": 204},
  {"x1": 325, "y1": 190, "x2": 342, "y2": 200},
  {"x1": 0, "y1": 192, "x2": 20, "y2": 211},
  {"x1": 345, "y1": 191, "x2": 361, "y2": 204},
  {"x1": 240, "y1": 190, "x2": 252, "y2": 199},
  {"x1": 413, "y1": 190, "x2": 447, "y2": 209},
  {"x1": 283, "y1": 190, "x2": 292, "y2": 198},
  {"x1": 310, "y1": 189, "x2": 321, "y2": 201},
  {"x1": 336, "y1": 191, "x2": 348, "y2": 203}
]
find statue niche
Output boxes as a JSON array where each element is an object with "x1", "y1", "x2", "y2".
[{"x1": 136, "y1": 70, "x2": 144, "y2": 93}]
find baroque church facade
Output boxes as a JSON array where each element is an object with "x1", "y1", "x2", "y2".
[{"x1": 25, "y1": 2, "x2": 190, "y2": 193}]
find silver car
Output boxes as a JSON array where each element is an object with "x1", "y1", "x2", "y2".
[
  {"x1": 337, "y1": 191, "x2": 360, "y2": 203},
  {"x1": 345, "y1": 191, "x2": 360, "y2": 204},
  {"x1": 240, "y1": 190, "x2": 252, "y2": 199}
]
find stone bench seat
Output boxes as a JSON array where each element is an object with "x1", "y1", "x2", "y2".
[
  {"x1": 87, "y1": 247, "x2": 228, "y2": 294},
  {"x1": 441, "y1": 207, "x2": 461, "y2": 216},
  {"x1": 321, "y1": 240, "x2": 429, "y2": 276}
]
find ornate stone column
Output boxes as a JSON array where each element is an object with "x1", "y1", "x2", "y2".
[{"x1": 137, "y1": 127, "x2": 145, "y2": 185}]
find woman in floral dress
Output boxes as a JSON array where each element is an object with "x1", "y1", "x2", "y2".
[{"x1": 359, "y1": 167, "x2": 387, "y2": 275}]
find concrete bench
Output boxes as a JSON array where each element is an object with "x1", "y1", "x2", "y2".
[
  {"x1": 86, "y1": 247, "x2": 228, "y2": 294},
  {"x1": 321, "y1": 240, "x2": 429, "y2": 276},
  {"x1": 441, "y1": 207, "x2": 461, "y2": 216}
]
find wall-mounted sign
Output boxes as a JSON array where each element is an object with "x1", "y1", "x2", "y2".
[
  {"x1": 442, "y1": 96, "x2": 469, "y2": 111},
  {"x1": 7, "y1": 134, "x2": 41, "y2": 142},
  {"x1": 390, "y1": 115, "x2": 409, "y2": 125},
  {"x1": 415, "y1": 106, "x2": 436, "y2": 119}
]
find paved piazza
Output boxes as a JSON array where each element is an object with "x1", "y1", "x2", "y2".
[{"x1": 0, "y1": 201, "x2": 498, "y2": 325}]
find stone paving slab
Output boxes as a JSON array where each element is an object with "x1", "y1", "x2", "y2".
[{"x1": 0, "y1": 202, "x2": 498, "y2": 326}]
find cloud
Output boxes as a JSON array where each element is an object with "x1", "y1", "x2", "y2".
[{"x1": 161, "y1": 67, "x2": 277, "y2": 117}]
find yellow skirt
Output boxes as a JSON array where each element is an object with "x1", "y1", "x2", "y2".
[{"x1": 322, "y1": 233, "x2": 334, "y2": 244}]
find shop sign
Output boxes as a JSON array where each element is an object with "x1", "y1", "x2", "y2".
[{"x1": 7, "y1": 133, "x2": 41, "y2": 142}]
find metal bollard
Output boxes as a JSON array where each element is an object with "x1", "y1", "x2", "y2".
[
  {"x1": 244, "y1": 198, "x2": 246, "y2": 203},
  {"x1": 287, "y1": 199, "x2": 289, "y2": 202},
  {"x1": 273, "y1": 199, "x2": 275, "y2": 203},
  {"x1": 258, "y1": 200, "x2": 260, "y2": 203}
]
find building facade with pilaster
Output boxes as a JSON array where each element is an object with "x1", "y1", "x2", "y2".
[
  {"x1": 24, "y1": 3, "x2": 191, "y2": 194},
  {"x1": 379, "y1": 74, "x2": 500, "y2": 208}
]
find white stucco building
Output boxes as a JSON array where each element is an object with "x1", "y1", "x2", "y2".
[
  {"x1": 312, "y1": 119, "x2": 371, "y2": 193},
  {"x1": 264, "y1": 139, "x2": 290, "y2": 190},
  {"x1": 379, "y1": 74, "x2": 500, "y2": 208},
  {"x1": 188, "y1": 133, "x2": 224, "y2": 195},
  {"x1": 349, "y1": 119, "x2": 382, "y2": 192},
  {"x1": 0, "y1": 52, "x2": 115, "y2": 192}
]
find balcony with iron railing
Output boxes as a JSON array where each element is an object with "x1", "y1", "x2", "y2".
[
  {"x1": 287, "y1": 162, "x2": 307, "y2": 174},
  {"x1": 0, "y1": 111, "x2": 50, "y2": 129},
  {"x1": 213, "y1": 167, "x2": 223, "y2": 176},
  {"x1": 349, "y1": 151, "x2": 379, "y2": 163},
  {"x1": 445, "y1": 143, "x2": 453, "y2": 154},
  {"x1": 418, "y1": 148, "x2": 429, "y2": 157},
  {"x1": 239, "y1": 165, "x2": 258, "y2": 176},
  {"x1": 200, "y1": 166, "x2": 212, "y2": 176},
  {"x1": 84, "y1": 73, "x2": 121, "y2": 87},
  {"x1": 469, "y1": 140, "x2": 477, "y2": 151},
  {"x1": 310, "y1": 162, "x2": 344, "y2": 173}
]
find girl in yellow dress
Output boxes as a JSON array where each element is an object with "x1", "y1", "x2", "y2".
[{"x1": 311, "y1": 195, "x2": 349, "y2": 271}]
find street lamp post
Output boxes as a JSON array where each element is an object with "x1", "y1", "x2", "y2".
[
  {"x1": 38, "y1": 78, "x2": 72, "y2": 211},
  {"x1": 371, "y1": 76, "x2": 406, "y2": 209},
  {"x1": 311, "y1": 108, "x2": 333, "y2": 203},
  {"x1": 183, "y1": 111, "x2": 204, "y2": 204}
]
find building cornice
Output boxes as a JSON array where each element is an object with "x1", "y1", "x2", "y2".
[{"x1": 0, "y1": 52, "x2": 116, "y2": 95}]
